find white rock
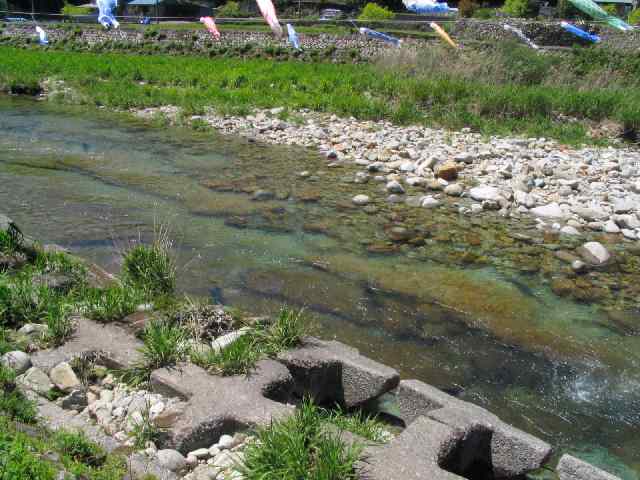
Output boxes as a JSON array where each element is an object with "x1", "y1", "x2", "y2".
[
  {"x1": 421, "y1": 196, "x2": 441, "y2": 208},
  {"x1": 530, "y1": 203, "x2": 566, "y2": 220},
  {"x1": 469, "y1": 186, "x2": 502, "y2": 202},
  {"x1": 560, "y1": 226, "x2": 580, "y2": 236},
  {"x1": 157, "y1": 449, "x2": 187, "y2": 472},
  {"x1": 444, "y1": 184, "x2": 463, "y2": 197},
  {"x1": 211, "y1": 329, "x2": 249, "y2": 354},
  {"x1": 386, "y1": 180, "x2": 405, "y2": 194},
  {"x1": 470, "y1": 203, "x2": 483, "y2": 214},
  {"x1": 579, "y1": 241, "x2": 610, "y2": 265},
  {"x1": 49, "y1": 362, "x2": 81, "y2": 392},
  {"x1": 603, "y1": 220, "x2": 621, "y2": 234},
  {"x1": 1, "y1": 351, "x2": 31, "y2": 375},
  {"x1": 217, "y1": 434, "x2": 235, "y2": 450},
  {"x1": 212, "y1": 450, "x2": 237, "y2": 468},
  {"x1": 16, "y1": 367, "x2": 53, "y2": 394},
  {"x1": 190, "y1": 448, "x2": 211, "y2": 460},
  {"x1": 621, "y1": 229, "x2": 637, "y2": 240},
  {"x1": 613, "y1": 198, "x2": 635, "y2": 214},
  {"x1": 352, "y1": 194, "x2": 370, "y2": 206}
]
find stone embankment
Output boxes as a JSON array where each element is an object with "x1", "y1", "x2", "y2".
[
  {"x1": 142, "y1": 106, "x2": 640, "y2": 251},
  {"x1": 6, "y1": 310, "x2": 619, "y2": 480},
  {"x1": 1, "y1": 215, "x2": 623, "y2": 480},
  {"x1": 452, "y1": 18, "x2": 640, "y2": 50},
  {"x1": 1, "y1": 23, "x2": 412, "y2": 59},
  {"x1": 4, "y1": 19, "x2": 640, "y2": 54}
]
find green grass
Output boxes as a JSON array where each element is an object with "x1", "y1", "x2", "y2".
[
  {"x1": 0, "y1": 229, "x2": 21, "y2": 256},
  {"x1": 0, "y1": 364, "x2": 38, "y2": 423},
  {"x1": 257, "y1": 306, "x2": 308, "y2": 355},
  {"x1": 140, "y1": 318, "x2": 188, "y2": 369},
  {"x1": 192, "y1": 332, "x2": 261, "y2": 375},
  {"x1": 0, "y1": 416, "x2": 129, "y2": 480},
  {"x1": 322, "y1": 406, "x2": 390, "y2": 443},
  {"x1": 241, "y1": 398, "x2": 363, "y2": 480},
  {"x1": 82, "y1": 284, "x2": 144, "y2": 323},
  {"x1": 1, "y1": 45, "x2": 639, "y2": 144}
]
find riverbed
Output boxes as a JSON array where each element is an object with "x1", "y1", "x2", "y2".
[{"x1": 1, "y1": 96, "x2": 638, "y2": 478}]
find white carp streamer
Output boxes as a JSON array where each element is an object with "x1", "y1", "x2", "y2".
[
  {"x1": 35, "y1": 26, "x2": 48, "y2": 45},
  {"x1": 200, "y1": 16, "x2": 221, "y2": 40},
  {"x1": 256, "y1": 0, "x2": 283, "y2": 37},
  {"x1": 287, "y1": 23, "x2": 300, "y2": 50},
  {"x1": 503, "y1": 24, "x2": 539, "y2": 50}
]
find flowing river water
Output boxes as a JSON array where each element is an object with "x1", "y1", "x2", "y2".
[{"x1": 1, "y1": 96, "x2": 639, "y2": 478}]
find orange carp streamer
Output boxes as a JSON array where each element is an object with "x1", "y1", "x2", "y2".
[{"x1": 430, "y1": 22, "x2": 458, "y2": 48}]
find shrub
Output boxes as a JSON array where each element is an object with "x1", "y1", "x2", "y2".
[
  {"x1": 217, "y1": 1, "x2": 246, "y2": 17},
  {"x1": 357, "y1": 2, "x2": 395, "y2": 21},
  {"x1": 628, "y1": 8, "x2": 640, "y2": 24},
  {"x1": 122, "y1": 230, "x2": 175, "y2": 298},
  {"x1": 0, "y1": 431, "x2": 56, "y2": 479},
  {"x1": 54, "y1": 431, "x2": 105, "y2": 466},
  {"x1": 61, "y1": 3, "x2": 93, "y2": 16},
  {"x1": 473, "y1": 7, "x2": 496, "y2": 19},
  {"x1": 458, "y1": 0, "x2": 478, "y2": 18},
  {"x1": 502, "y1": 0, "x2": 537, "y2": 17},
  {"x1": 601, "y1": 3, "x2": 617, "y2": 15}
]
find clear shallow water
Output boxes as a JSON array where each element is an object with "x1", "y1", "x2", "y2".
[{"x1": 1, "y1": 96, "x2": 639, "y2": 478}]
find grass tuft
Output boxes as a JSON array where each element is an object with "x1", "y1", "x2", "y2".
[
  {"x1": 241, "y1": 397, "x2": 362, "y2": 480},
  {"x1": 323, "y1": 406, "x2": 390, "y2": 443},
  {"x1": 82, "y1": 284, "x2": 144, "y2": 323},
  {"x1": 140, "y1": 318, "x2": 188, "y2": 369},
  {"x1": 191, "y1": 333, "x2": 260, "y2": 376},
  {"x1": 0, "y1": 364, "x2": 38, "y2": 423},
  {"x1": 122, "y1": 225, "x2": 175, "y2": 298}
]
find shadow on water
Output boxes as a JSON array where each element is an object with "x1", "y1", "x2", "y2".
[{"x1": 1, "y1": 96, "x2": 639, "y2": 478}]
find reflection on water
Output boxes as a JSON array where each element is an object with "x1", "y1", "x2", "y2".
[{"x1": 1, "y1": 96, "x2": 638, "y2": 477}]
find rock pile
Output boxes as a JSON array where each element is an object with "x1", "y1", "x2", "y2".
[{"x1": 168, "y1": 107, "x2": 640, "y2": 245}]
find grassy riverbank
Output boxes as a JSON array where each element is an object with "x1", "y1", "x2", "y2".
[{"x1": 1, "y1": 44, "x2": 639, "y2": 144}]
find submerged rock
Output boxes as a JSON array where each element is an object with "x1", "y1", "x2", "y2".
[{"x1": 578, "y1": 242, "x2": 611, "y2": 266}]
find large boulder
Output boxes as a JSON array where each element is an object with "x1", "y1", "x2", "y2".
[
  {"x1": 1, "y1": 351, "x2": 32, "y2": 375},
  {"x1": 557, "y1": 455, "x2": 621, "y2": 480}
]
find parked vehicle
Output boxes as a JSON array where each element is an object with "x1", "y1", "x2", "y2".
[{"x1": 319, "y1": 8, "x2": 344, "y2": 20}]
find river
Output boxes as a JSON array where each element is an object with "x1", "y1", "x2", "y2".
[{"x1": 1, "y1": 96, "x2": 638, "y2": 478}]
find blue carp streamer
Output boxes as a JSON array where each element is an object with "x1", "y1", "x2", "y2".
[
  {"x1": 97, "y1": 0, "x2": 119, "y2": 29},
  {"x1": 359, "y1": 27, "x2": 401, "y2": 46},
  {"x1": 287, "y1": 23, "x2": 300, "y2": 50},
  {"x1": 560, "y1": 21, "x2": 601, "y2": 43},
  {"x1": 403, "y1": 0, "x2": 457, "y2": 14}
]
